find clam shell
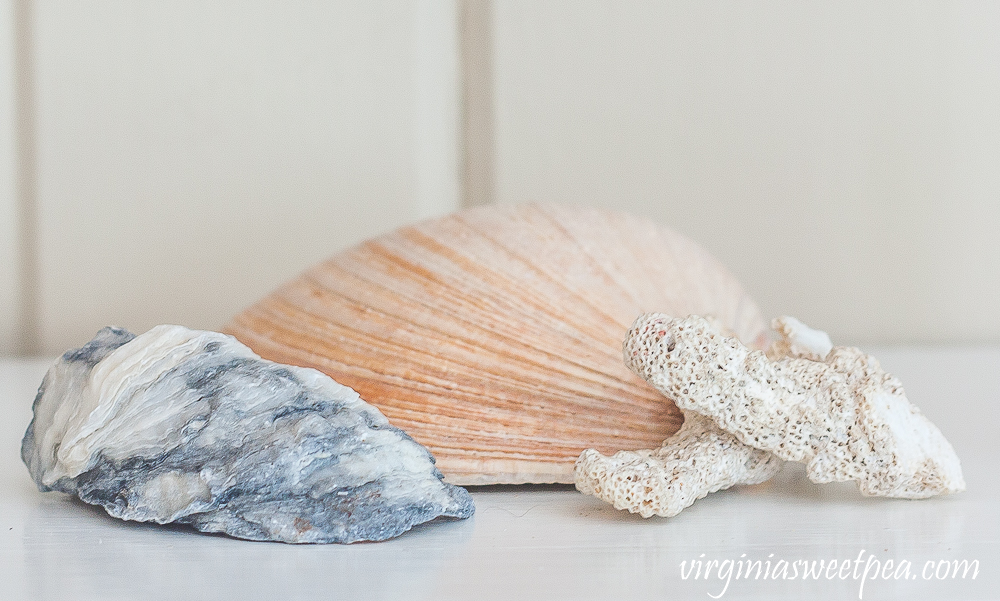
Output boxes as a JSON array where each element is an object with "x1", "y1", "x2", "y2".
[{"x1": 225, "y1": 204, "x2": 766, "y2": 484}]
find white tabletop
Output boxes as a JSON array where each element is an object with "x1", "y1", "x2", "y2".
[{"x1": 2, "y1": 348, "x2": 997, "y2": 601}]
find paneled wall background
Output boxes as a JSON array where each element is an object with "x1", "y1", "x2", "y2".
[
  {"x1": 1, "y1": 0, "x2": 998, "y2": 356},
  {"x1": 491, "y1": 1, "x2": 1000, "y2": 345}
]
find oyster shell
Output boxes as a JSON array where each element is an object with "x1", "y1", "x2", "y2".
[
  {"x1": 22, "y1": 325, "x2": 474, "y2": 543},
  {"x1": 226, "y1": 203, "x2": 766, "y2": 484}
]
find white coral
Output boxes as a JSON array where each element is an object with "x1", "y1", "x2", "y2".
[
  {"x1": 624, "y1": 313, "x2": 965, "y2": 499},
  {"x1": 574, "y1": 315, "x2": 784, "y2": 518},
  {"x1": 766, "y1": 315, "x2": 832, "y2": 362},
  {"x1": 575, "y1": 411, "x2": 781, "y2": 518}
]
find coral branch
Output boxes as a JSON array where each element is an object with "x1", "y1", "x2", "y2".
[
  {"x1": 624, "y1": 314, "x2": 964, "y2": 498},
  {"x1": 575, "y1": 412, "x2": 781, "y2": 517}
]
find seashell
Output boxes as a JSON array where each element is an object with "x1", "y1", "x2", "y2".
[
  {"x1": 225, "y1": 203, "x2": 767, "y2": 485},
  {"x1": 22, "y1": 325, "x2": 474, "y2": 543}
]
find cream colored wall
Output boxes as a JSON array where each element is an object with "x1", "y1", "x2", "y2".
[
  {"x1": 24, "y1": 0, "x2": 459, "y2": 354},
  {"x1": 0, "y1": 0, "x2": 16, "y2": 355},
  {"x1": 493, "y1": 0, "x2": 1000, "y2": 344},
  {"x1": 0, "y1": 1, "x2": 998, "y2": 356}
]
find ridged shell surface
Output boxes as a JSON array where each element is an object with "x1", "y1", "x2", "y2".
[{"x1": 226, "y1": 204, "x2": 766, "y2": 484}]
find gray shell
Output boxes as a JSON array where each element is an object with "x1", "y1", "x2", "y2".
[{"x1": 22, "y1": 325, "x2": 474, "y2": 543}]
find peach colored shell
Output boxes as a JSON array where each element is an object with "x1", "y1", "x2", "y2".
[{"x1": 225, "y1": 204, "x2": 766, "y2": 484}]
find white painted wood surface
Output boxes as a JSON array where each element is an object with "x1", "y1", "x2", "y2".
[{"x1": 1, "y1": 347, "x2": 997, "y2": 600}]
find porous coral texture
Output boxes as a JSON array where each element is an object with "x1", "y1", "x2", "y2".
[
  {"x1": 575, "y1": 411, "x2": 781, "y2": 517},
  {"x1": 766, "y1": 315, "x2": 832, "y2": 362},
  {"x1": 624, "y1": 314, "x2": 965, "y2": 498}
]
